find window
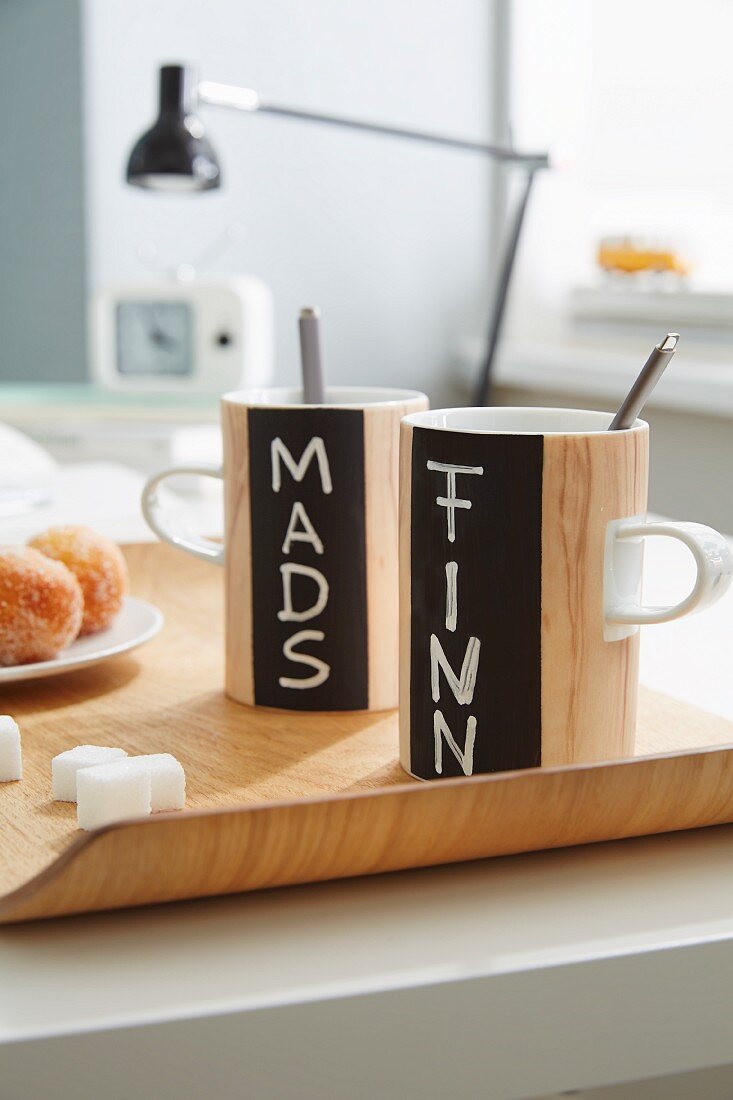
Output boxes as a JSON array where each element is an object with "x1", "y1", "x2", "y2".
[{"x1": 504, "y1": 0, "x2": 733, "y2": 351}]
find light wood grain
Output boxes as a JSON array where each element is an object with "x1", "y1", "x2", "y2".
[
  {"x1": 222, "y1": 396, "x2": 254, "y2": 704},
  {"x1": 364, "y1": 395, "x2": 427, "y2": 710},
  {"x1": 1, "y1": 542, "x2": 732, "y2": 924},
  {"x1": 541, "y1": 424, "x2": 648, "y2": 764}
]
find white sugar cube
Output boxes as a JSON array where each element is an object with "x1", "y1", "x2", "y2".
[
  {"x1": 0, "y1": 716, "x2": 22, "y2": 782},
  {"x1": 127, "y1": 754, "x2": 186, "y2": 812},
  {"x1": 52, "y1": 744, "x2": 129, "y2": 802},
  {"x1": 76, "y1": 761, "x2": 151, "y2": 831}
]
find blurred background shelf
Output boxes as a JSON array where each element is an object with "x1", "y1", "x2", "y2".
[
  {"x1": 570, "y1": 285, "x2": 733, "y2": 339},
  {"x1": 0, "y1": 385, "x2": 220, "y2": 473},
  {"x1": 0, "y1": 385, "x2": 218, "y2": 415}
]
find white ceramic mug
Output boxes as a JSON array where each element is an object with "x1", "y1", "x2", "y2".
[
  {"x1": 399, "y1": 407, "x2": 733, "y2": 780},
  {"x1": 143, "y1": 386, "x2": 427, "y2": 711}
]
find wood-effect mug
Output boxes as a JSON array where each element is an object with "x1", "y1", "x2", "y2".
[
  {"x1": 143, "y1": 386, "x2": 427, "y2": 711},
  {"x1": 399, "y1": 407, "x2": 733, "y2": 780}
]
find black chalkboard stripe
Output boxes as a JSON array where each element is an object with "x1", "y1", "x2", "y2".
[
  {"x1": 408, "y1": 425, "x2": 543, "y2": 778},
  {"x1": 248, "y1": 407, "x2": 368, "y2": 711}
]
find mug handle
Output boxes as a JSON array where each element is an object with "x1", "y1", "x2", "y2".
[
  {"x1": 604, "y1": 517, "x2": 733, "y2": 640},
  {"x1": 141, "y1": 463, "x2": 225, "y2": 566}
]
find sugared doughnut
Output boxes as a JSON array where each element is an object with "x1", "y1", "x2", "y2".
[
  {"x1": 0, "y1": 548, "x2": 83, "y2": 666},
  {"x1": 29, "y1": 526, "x2": 128, "y2": 636}
]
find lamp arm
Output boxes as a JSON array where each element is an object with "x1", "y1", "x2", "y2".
[{"x1": 198, "y1": 80, "x2": 549, "y2": 169}]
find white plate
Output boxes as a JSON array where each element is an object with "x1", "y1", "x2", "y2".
[{"x1": 0, "y1": 597, "x2": 164, "y2": 684}]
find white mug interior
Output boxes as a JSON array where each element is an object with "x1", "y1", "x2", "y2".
[
  {"x1": 403, "y1": 407, "x2": 646, "y2": 435},
  {"x1": 224, "y1": 386, "x2": 426, "y2": 409}
]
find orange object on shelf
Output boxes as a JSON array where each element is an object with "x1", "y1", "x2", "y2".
[{"x1": 597, "y1": 237, "x2": 689, "y2": 276}]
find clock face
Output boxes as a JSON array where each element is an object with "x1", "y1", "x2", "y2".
[{"x1": 115, "y1": 301, "x2": 193, "y2": 376}]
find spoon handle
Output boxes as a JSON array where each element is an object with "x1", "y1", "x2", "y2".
[
  {"x1": 299, "y1": 307, "x2": 325, "y2": 404},
  {"x1": 609, "y1": 333, "x2": 679, "y2": 431}
]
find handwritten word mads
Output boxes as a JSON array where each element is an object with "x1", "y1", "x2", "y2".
[{"x1": 271, "y1": 436, "x2": 332, "y2": 690}]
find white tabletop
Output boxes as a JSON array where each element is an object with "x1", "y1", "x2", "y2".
[
  {"x1": 4, "y1": 830, "x2": 733, "y2": 1098},
  {"x1": 3, "y1": 463, "x2": 733, "y2": 1099}
]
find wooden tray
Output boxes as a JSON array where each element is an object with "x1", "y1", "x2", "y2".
[{"x1": 2, "y1": 542, "x2": 733, "y2": 924}]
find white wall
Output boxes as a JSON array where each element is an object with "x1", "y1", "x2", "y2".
[{"x1": 83, "y1": 0, "x2": 497, "y2": 401}]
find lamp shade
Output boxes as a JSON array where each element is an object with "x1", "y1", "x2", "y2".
[{"x1": 126, "y1": 65, "x2": 221, "y2": 192}]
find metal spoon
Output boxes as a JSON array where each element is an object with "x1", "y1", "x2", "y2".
[
  {"x1": 609, "y1": 333, "x2": 679, "y2": 430},
  {"x1": 299, "y1": 307, "x2": 325, "y2": 404}
]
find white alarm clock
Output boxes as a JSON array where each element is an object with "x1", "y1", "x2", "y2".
[{"x1": 91, "y1": 276, "x2": 274, "y2": 394}]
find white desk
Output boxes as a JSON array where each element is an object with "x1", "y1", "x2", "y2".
[{"x1": 3, "y1": 464, "x2": 733, "y2": 1100}]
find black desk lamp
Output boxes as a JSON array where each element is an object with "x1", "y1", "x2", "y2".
[{"x1": 126, "y1": 64, "x2": 551, "y2": 404}]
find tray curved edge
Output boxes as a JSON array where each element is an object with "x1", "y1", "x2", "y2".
[{"x1": 3, "y1": 743, "x2": 733, "y2": 924}]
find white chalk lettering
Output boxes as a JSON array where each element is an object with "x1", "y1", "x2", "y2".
[
  {"x1": 434, "y1": 710, "x2": 477, "y2": 776},
  {"x1": 278, "y1": 563, "x2": 329, "y2": 622},
  {"x1": 430, "y1": 633, "x2": 481, "y2": 705},
  {"x1": 271, "y1": 437, "x2": 333, "y2": 494},
  {"x1": 445, "y1": 561, "x2": 458, "y2": 632},
  {"x1": 426, "y1": 460, "x2": 483, "y2": 542},
  {"x1": 280, "y1": 630, "x2": 330, "y2": 689},
  {"x1": 282, "y1": 501, "x2": 324, "y2": 555}
]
